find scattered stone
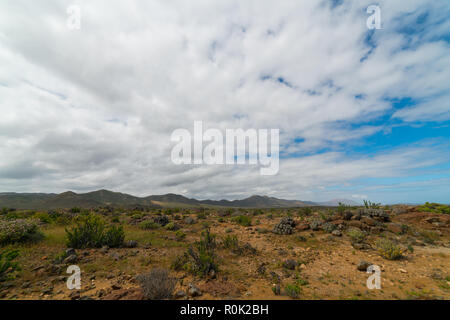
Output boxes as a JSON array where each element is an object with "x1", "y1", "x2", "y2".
[
  {"x1": 174, "y1": 290, "x2": 186, "y2": 299},
  {"x1": 65, "y1": 248, "x2": 76, "y2": 256},
  {"x1": 69, "y1": 290, "x2": 81, "y2": 300},
  {"x1": 185, "y1": 217, "x2": 196, "y2": 225},
  {"x1": 124, "y1": 240, "x2": 138, "y2": 248},
  {"x1": 100, "y1": 246, "x2": 109, "y2": 254},
  {"x1": 63, "y1": 254, "x2": 78, "y2": 264},
  {"x1": 331, "y1": 230, "x2": 342, "y2": 237},
  {"x1": 357, "y1": 261, "x2": 372, "y2": 271},
  {"x1": 283, "y1": 259, "x2": 299, "y2": 270},
  {"x1": 188, "y1": 283, "x2": 202, "y2": 297}
]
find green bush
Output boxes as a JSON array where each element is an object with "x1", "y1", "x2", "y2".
[
  {"x1": 284, "y1": 283, "x2": 301, "y2": 299},
  {"x1": 140, "y1": 221, "x2": 160, "y2": 230},
  {"x1": 417, "y1": 202, "x2": 450, "y2": 215},
  {"x1": 233, "y1": 215, "x2": 252, "y2": 227},
  {"x1": 175, "y1": 230, "x2": 186, "y2": 241},
  {"x1": 65, "y1": 214, "x2": 124, "y2": 248},
  {"x1": 376, "y1": 239, "x2": 404, "y2": 260},
  {"x1": 185, "y1": 228, "x2": 218, "y2": 277},
  {"x1": 165, "y1": 222, "x2": 179, "y2": 231},
  {"x1": 103, "y1": 225, "x2": 125, "y2": 248},
  {"x1": 33, "y1": 212, "x2": 52, "y2": 224},
  {"x1": 222, "y1": 234, "x2": 239, "y2": 250},
  {"x1": 0, "y1": 249, "x2": 20, "y2": 281},
  {"x1": 347, "y1": 228, "x2": 366, "y2": 243},
  {"x1": 0, "y1": 219, "x2": 43, "y2": 246}
]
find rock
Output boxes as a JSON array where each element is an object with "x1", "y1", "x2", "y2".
[
  {"x1": 399, "y1": 269, "x2": 407, "y2": 273},
  {"x1": 188, "y1": 283, "x2": 202, "y2": 297},
  {"x1": 174, "y1": 290, "x2": 186, "y2": 299},
  {"x1": 184, "y1": 217, "x2": 196, "y2": 225},
  {"x1": 69, "y1": 290, "x2": 81, "y2": 300},
  {"x1": 111, "y1": 283, "x2": 122, "y2": 290},
  {"x1": 331, "y1": 230, "x2": 342, "y2": 237},
  {"x1": 100, "y1": 246, "x2": 109, "y2": 254},
  {"x1": 63, "y1": 254, "x2": 78, "y2": 264},
  {"x1": 352, "y1": 242, "x2": 371, "y2": 250},
  {"x1": 357, "y1": 260, "x2": 372, "y2": 271},
  {"x1": 110, "y1": 252, "x2": 121, "y2": 261},
  {"x1": 65, "y1": 248, "x2": 76, "y2": 256},
  {"x1": 273, "y1": 217, "x2": 296, "y2": 235},
  {"x1": 343, "y1": 211, "x2": 353, "y2": 220},
  {"x1": 154, "y1": 215, "x2": 169, "y2": 226},
  {"x1": 124, "y1": 240, "x2": 138, "y2": 248},
  {"x1": 309, "y1": 220, "x2": 322, "y2": 231},
  {"x1": 283, "y1": 259, "x2": 299, "y2": 270}
]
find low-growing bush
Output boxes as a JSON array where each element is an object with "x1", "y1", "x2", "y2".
[
  {"x1": 136, "y1": 268, "x2": 176, "y2": 300},
  {"x1": 233, "y1": 215, "x2": 252, "y2": 227},
  {"x1": 174, "y1": 228, "x2": 218, "y2": 277},
  {"x1": 175, "y1": 230, "x2": 186, "y2": 241},
  {"x1": 0, "y1": 249, "x2": 20, "y2": 281},
  {"x1": 33, "y1": 212, "x2": 52, "y2": 224},
  {"x1": 0, "y1": 219, "x2": 43, "y2": 246},
  {"x1": 103, "y1": 225, "x2": 125, "y2": 248},
  {"x1": 222, "y1": 234, "x2": 239, "y2": 250},
  {"x1": 284, "y1": 283, "x2": 301, "y2": 299},
  {"x1": 140, "y1": 220, "x2": 160, "y2": 230},
  {"x1": 347, "y1": 228, "x2": 366, "y2": 243},
  {"x1": 376, "y1": 239, "x2": 404, "y2": 260},
  {"x1": 165, "y1": 222, "x2": 179, "y2": 231},
  {"x1": 65, "y1": 214, "x2": 124, "y2": 248}
]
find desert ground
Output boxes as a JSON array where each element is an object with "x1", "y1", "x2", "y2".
[{"x1": 0, "y1": 203, "x2": 449, "y2": 300}]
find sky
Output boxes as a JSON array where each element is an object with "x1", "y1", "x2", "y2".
[{"x1": 0, "y1": 0, "x2": 449, "y2": 204}]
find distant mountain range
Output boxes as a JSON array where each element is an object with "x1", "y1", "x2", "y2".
[{"x1": 0, "y1": 189, "x2": 360, "y2": 209}]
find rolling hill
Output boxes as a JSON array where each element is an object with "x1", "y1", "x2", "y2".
[{"x1": 0, "y1": 190, "x2": 360, "y2": 209}]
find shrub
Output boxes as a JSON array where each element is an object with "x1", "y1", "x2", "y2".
[
  {"x1": 165, "y1": 222, "x2": 179, "y2": 231},
  {"x1": 233, "y1": 215, "x2": 252, "y2": 227},
  {"x1": 222, "y1": 234, "x2": 239, "y2": 250},
  {"x1": 33, "y1": 212, "x2": 52, "y2": 224},
  {"x1": 65, "y1": 214, "x2": 124, "y2": 248},
  {"x1": 0, "y1": 219, "x2": 43, "y2": 246},
  {"x1": 136, "y1": 268, "x2": 176, "y2": 300},
  {"x1": 0, "y1": 249, "x2": 20, "y2": 281},
  {"x1": 153, "y1": 215, "x2": 169, "y2": 227},
  {"x1": 186, "y1": 228, "x2": 218, "y2": 276},
  {"x1": 417, "y1": 202, "x2": 450, "y2": 215},
  {"x1": 347, "y1": 228, "x2": 366, "y2": 243},
  {"x1": 103, "y1": 225, "x2": 125, "y2": 248},
  {"x1": 140, "y1": 220, "x2": 160, "y2": 230},
  {"x1": 376, "y1": 239, "x2": 404, "y2": 260},
  {"x1": 284, "y1": 283, "x2": 301, "y2": 299},
  {"x1": 175, "y1": 230, "x2": 186, "y2": 241}
]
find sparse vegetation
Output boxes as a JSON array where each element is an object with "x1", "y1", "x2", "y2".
[
  {"x1": 233, "y1": 215, "x2": 252, "y2": 227},
  {"x1": 136, "y1": 268, "x2": 176, "y2": 300},
  {"x1": 65, "y1": 214, "x2": 124, "y2": 248},
  {"x1": 376, "y1": 239, "x2": 404, "y2": 260},
  {"x1": 0, "y1": 249, "x2": 20, "y2": 281}
]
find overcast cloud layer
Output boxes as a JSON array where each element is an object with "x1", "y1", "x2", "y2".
[{"x1": 0, "y1": 0, "x2": 449, "y2": 203}]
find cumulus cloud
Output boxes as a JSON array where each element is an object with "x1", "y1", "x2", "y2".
[{"x1": 0, "y1": 0, "x2": 449, "y2": 202}]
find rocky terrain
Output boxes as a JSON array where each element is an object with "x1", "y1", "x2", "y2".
[{"x1": 0, "y1": 203, "x2": 449, "y2": 300}]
